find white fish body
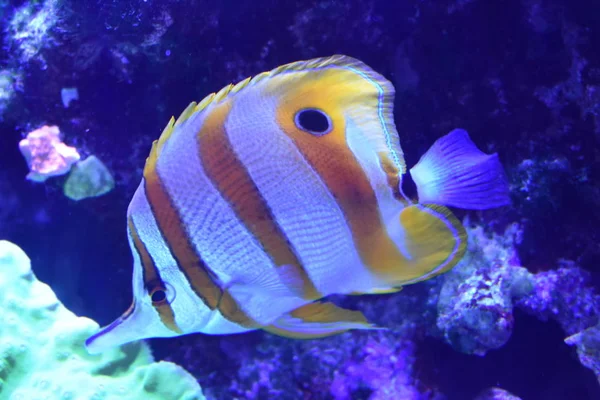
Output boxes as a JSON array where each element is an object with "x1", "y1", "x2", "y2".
[{"x1": 86, "y1": 55, "x2": 509, "y2": 354}]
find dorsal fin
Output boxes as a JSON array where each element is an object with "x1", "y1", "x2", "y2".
[{"x1": 147, "y1": 55, "x2": 403, "y2": 173}]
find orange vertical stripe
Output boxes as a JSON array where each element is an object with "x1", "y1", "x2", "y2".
[
  {"x1": 198, "y1": 100, "x2": 321, "y2": 300},
  {"x1": 270, "y1": 69, "x2": 465, "y2": 284},
  {"x1": 143, "y1": 135, "x2": 258, "y2": 328},
  {"x1": 128, "y1": 217, "x2": 182, "y2": 334},
  {"x1": 273, "y1": 83, "x2": 411, "y2": 281},
  {"x1": 283, "y1": 127, "x2": 409, "y2": 279}
]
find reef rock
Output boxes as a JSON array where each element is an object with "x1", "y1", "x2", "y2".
[
  {"x1": 63, "y1": 155, "x2": 115, "y2": 201},
  {"x1": 437, "y1": 220, "x2": 600, "y2": 361},
  {"x1": 436, "y1": 222, "x2": 532, "y2": 356},
  {"x1": 565, "y1": 321, "x2": 600, "y2": 385}
]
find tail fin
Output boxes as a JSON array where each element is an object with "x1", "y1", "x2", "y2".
[{"x1": 409, "y1": 129, "x2": 510, "y2": 210}]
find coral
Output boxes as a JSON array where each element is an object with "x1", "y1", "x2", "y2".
[
  {"x1": 436, "y1": 220, "x2": 599, "y2": 358},
  {"x1": 19, "y1": 125, "x2": 80, "y2": 183},
  {"x1": 164, "y1": 320, "x2": 436, "y2": 400},
  {"x1": 520, "y1": 261, "x2": 600, "y2": 385},
  {"x1": 328, "y1": 332, "x2": 425, "y2": 400},
  {"x1": 436, "y1": 222, "x2": 532, "y2": 355},
  {"x1": 63, "y1": 155, "x2": 115, "y2": 201},
  {"x1": 565, "y1": 321, "x2": 600, "y2": 384},
  {"x1": 516, "y1": 262, "x2": 599, "y2": 336},
  {"x1": 0, "y1": 240, "x2": 205, "y2": 400},
  {"x1": 6, "y1": 0, "x2": 62, "y2": 68}
]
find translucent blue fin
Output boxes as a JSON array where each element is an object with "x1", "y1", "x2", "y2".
[{"x1": 409, "y1": 129, "x2": 510, "y2": 210}]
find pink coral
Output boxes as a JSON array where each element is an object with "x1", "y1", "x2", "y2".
[{"x1": 19, "y1": 125, "x2": 80, "y2": 182}]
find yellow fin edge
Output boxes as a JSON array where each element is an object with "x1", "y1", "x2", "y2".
[
  {"x1": 398, "y1": 204, "x2": 467, "y2": 285},
  {"x1": 148, "y1": 55, "x2": 401, "y2": 163}
]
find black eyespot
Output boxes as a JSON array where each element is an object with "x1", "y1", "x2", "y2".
[
  {"x1": 294, "y1": 108, "x2": 332, "y2": 136},
  {"x1": 151, "y1": 288, "x2": 167, "y2": 304},
  {"x1": 148, "y1": 281, "x2": 176, "y2": 305}
]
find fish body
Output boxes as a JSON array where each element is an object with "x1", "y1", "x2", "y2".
[{"x1": 86, "y1": 55, "x2": 510, "y2": 353}]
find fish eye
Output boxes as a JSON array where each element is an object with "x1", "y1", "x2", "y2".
[
  {"x1": 294, "y1": 108, "x2": 332, "y2": 136},
  {"x1": 149, "y1": 282, "x2": 176, "y2": 305}
]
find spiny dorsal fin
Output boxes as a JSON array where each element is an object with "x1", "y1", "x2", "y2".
[
  {"x1": 149, "y1": 76, "x2": 256, "y2": 161},
  {"x1": 147, "y1": 55, "x2": 402, "y2": 173}
]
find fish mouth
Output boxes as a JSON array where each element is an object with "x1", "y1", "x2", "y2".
[{"x1": 85, "y1": 302, "x2": 142, "y2": 354}]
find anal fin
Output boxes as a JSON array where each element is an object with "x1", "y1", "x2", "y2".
[
  {"x1": 349, "y1": 286, "x2": 403, "y2": 295},
  {"x1": 263, "y1": 302, "x2": 381, "y2": 339}
]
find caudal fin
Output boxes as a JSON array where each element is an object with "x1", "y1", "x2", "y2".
[{"x1": 409, "y1": 129, "x2": 510, "y2": 210}]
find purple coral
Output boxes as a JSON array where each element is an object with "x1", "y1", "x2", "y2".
[
  {"x1": 565, "y1": 322, "x2": 600, "y2": 385},
  {"x1": 436, "y1": 222, "x2": 529, "y2": 356},
  {"x1": 164, "y1": 321, "x2": 438, "y2": 400},
  {"x1": 518, "y1": 261, "x2": 600, "y2": 383},
  {"x1": 516, "y1": 261, "x2": 599, "y2": 336},
  {"x1": 436, "y1": 219, "x2": 599, "y2": 365},
  {"x1": 329, "y1": 332, "x2": 424, "y2": 400}
]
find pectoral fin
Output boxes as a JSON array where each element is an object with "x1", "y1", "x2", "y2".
[
  {"x1": 264, "y1": 302, "x2": 381, "y2": 339},
  {"x1": 409, "y1": 129, "x2": 510, "y2": 210},
  {"x1": 275, "y1": 264, "x2": 310, "y2": 298},
  {"x1": 226, "y1": 264, "x2": 308, "y2": 300}
]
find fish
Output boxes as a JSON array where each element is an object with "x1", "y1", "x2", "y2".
[{"x1": 85, "y1": 55, "x2": 510, "y2": 354}]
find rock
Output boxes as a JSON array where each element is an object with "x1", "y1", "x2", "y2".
[
  {"x1": 63, "y1": 155, "x2": 115, "y2": 200},
  {"x1": 19, "y1": 125, "x2": 80, "y2": 182}
]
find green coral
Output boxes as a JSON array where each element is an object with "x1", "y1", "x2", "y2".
[
  {"x1": 0, "y1": 240, "x2": 205, "y2": 400},
  {"x1": 63, "y1": 156, "x2": 115, "y2": 201}
]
